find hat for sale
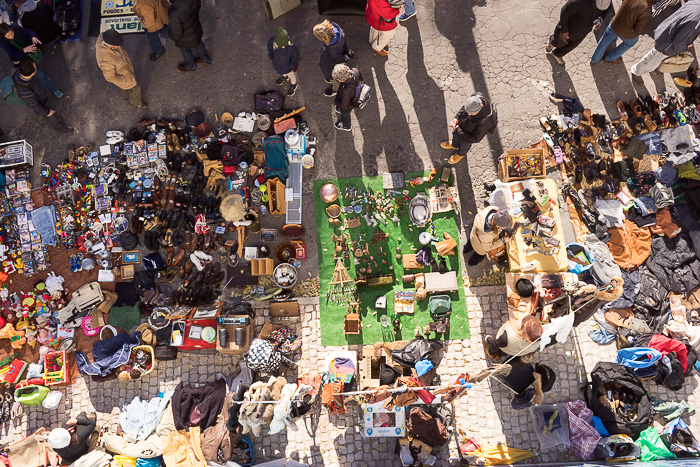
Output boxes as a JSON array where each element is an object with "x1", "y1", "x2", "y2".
[
  {"x1": 274, "y1": 27, "x2": 289, "y2": 47},
  {"x1": 136, "y1": 323, "x2": 156, "y2": 346},
  {"x1": 464, "y1": 95, "x2": 483, "y2": 114},
  {"x1": 521, "y1": 315, "x2": 543, "y2": 342},
  {"x1": 103, "y1": 29, "x2": 123, "y2": 46},
  {"x1": 47, "y1": 428, "x2": 71, "y2": 449},
  {"x1": 492, "y1": 210, "x2": 511, "y2": 228},
  {"x1": 220, "y1": 194, "x2": 245, "y2": 223},
  {"x1": 515, "y1": 278, "x2": 534, "y2": 298},
  {"x1": 333, "y1": 357, "x2": 355, "y2": 376},
  {"x1": 120, "y1": 231, "x2": 138, "y2": 250}
]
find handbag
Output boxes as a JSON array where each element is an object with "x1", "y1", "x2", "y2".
[
  {"x1": 244, "y1": 338, "x2": 281, "y2": 372},
  {"x1": 657, "y1": 52, "x2": 694, "y2": 73},
  {"x1": 5, "y1": 428, "x2": 59, "y2": 466}
]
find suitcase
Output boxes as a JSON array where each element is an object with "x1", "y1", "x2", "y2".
[{"x1": 261, "y1": 0, "x2": 301, "y2": 19}]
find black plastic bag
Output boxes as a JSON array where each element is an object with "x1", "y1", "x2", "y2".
[{"x1": 391, "y1": 338, "x2": 443, "y2": 368}]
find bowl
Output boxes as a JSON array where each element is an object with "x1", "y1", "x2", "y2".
[
  {"x1": 273, "y1": 263, "x2": 298, "y2": 289},
  {"x1": 326, "y1": 204, "x2": 341, "y2": 219},
  {"x1": 319, "y1": 183, "x2": 338, "y2": 203},
  {"x1": 184, "y1": 107, "x2": 205, "y2": 128}
]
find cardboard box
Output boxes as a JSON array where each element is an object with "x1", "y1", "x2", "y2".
[
  {"x1": 258, "y1": 322, "x2": 283, "y2": 340},
  {"x1": 270, "y1": 301, "x2": 300, "y2": 318},
  {"x1": 497, "y1": 148, "x2": 546, "y2": 182},
  {"x1": 251, "y1": 258, "x2": 274, "y2": 276},
  {"x1": 359, "y1": 346, "x2": 411, "y2": 389},
  {"x1": 216, "y1": 316, "x2": 252, "y2": 355},
  {"x1": 402, "y1": 254, "x2": 424, "y2": 270}
]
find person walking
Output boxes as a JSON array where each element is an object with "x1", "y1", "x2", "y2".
[
  {"x1": 591, "y1": 0, "x2": 653, "y2": 64},
  {"x1": 546, "y1": 0, "x2": 612, "y2": 65},
  {"x1": 13, "y1": 0, "x2": 61, "y2": 44},
  {"x1": 267, "y1": 27, "x2": 299, "y2": 96},
  {"x1": 13, "y1": 59, "x2": 73, "y2": 133},
  {"x1": 332, "y1": 64, "x2": 361, "y2": 132},
  {"x1": 133, "y1": 0, "x2": 170, "y2": 61},
  {"x1": 440, "y1": 92, "x2": 497, "y2": 165},
  {"x1": 631, "y1": 0, "x2": 700, "y2": 82},
  {"x1": 463, "y1": 206, "x2": 512, "y2": 266},
  {"x1": 313, "y1": 20, "x2": 352, "y2": 98},
  {"x1": 168, "y1": 0, "x2": 211, "y2": 72},
  {"x1": 0, "y1": 23, "x2": 62, "y2": 98},
  {"x1": 96, "y1": 29, "x2": 147, "y2": 109},
  {"x1": 366, "y1": 0, "x2": 403, "y2": 56},
  {"x1": 399, "y1": 0, "x2": 416, "y2": 21}
]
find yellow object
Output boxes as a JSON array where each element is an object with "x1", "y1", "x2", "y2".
[
  {"x1": 475, "y1": 443, "x2": 536, "y2": 465},
  {"x1": 113, "y1": 455, "x2": 137, "y2": 466}
]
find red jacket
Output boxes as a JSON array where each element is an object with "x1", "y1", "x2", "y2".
[
  {"x1": 649, "y1": 334, "x2": 688, "y2": 372},
  {"x1": 366, "y1": 0, "x2": 401, "y2": 31}
]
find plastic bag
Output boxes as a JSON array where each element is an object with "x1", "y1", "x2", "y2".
[
  {"x1": 660, "y1": 418, "x2": 700, "y2": 458},
  {"x1": 594, "y1": 434, "x2": 641, "y2": 461},
  {"x1": 41, "y1": 391, "x2": 62, "y2": 410},
  {"x1": 529, "y1": 404, "x2": 570, "y2": 450},
  {"x1": 635, "y1": 426, "x2": 677, "y2": 461}
]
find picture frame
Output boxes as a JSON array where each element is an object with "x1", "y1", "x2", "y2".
[
  {"x1": 120, "y1": 265, "x2": 135, "y2": 280},
  {"x1": 189, "y1": 302, "x2": 223, "y2": 320},
  {"x1": 122, "y1": 251, "x2": 140, "y2": 264}
]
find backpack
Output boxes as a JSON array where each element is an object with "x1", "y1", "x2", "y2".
[
  {"x1": 584, "y1": 362, "x2": 651, "y2": 437},
  {"x1": 0, "y1": 76, "x2": 25, "y2": 106},
  {"x1": 254, "y1": 91, "x2": 284, "y2": 112},
  {"x1": 353, "y1": 82, "x2": 372, "y2": 109},
  {"x1": 407, "y1": 407, "x2": 448, "y2": 447}
]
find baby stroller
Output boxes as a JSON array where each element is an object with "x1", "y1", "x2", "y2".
[{"x1": 54, "y1": 0, "x2": 81, "y2": 37}]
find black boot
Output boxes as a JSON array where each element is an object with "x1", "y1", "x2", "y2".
[{"x1": 462, "y1": 239, "x2": 473, "y2": 255}]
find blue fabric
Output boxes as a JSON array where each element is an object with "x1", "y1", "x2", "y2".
[
  {"x1": 616, "y1": 347, "x2": 663, "y2": 369},
  {"x1": 35, "y1": 68, "x2": 58, "y2": 96},
  {"x1": 636, "y1": 131, "x2": 662, "y2": 155},
  {"x1": 30, "y1": 205, "x2": 57, "y2": 246},
  {"x1": 120, "y1": 391, "x2": 174, "y2": 441},
  {"x1": 329, "y1": 25, "x2": 341, "y2": 46},
  {"x1": 263, "y1": 136, "x2": 289, "y2": 183},
  {"x1": 655, "y1": 162, "x2": 680, "y2": 186},
  {"x1": 592, "y1": 416, "x2": 610, "y2": 436},
  {"x1": 145, "y1": 25, "x2": 168, "y2": 55},
  {"x1": 415, "y1": 359, "x2": 433, "y2": 377},
  {"x1": 633, "y1": 196, "x2": 657, "y2": 215},
  {"x1": 136, "y1": 458, "x2": 163, "y2": 467},
  {"x1": 180, "y1": 40, "x2": 211, "y2": 70},
  {"x1": 76, "y1": 332, "x2": 139, "y2": 377},
  {"x1": 589, "y1": 324, "x2": 615, "y2": 345},
  {"x1": 567, "y1": 242, "x2": 594, "y2": 275},
  {"x1": 403, "y1": 0, "x2": 416, "y2": 15}
]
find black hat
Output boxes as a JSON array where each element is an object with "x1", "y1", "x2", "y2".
[
  {"x1": 534, "y1": 363, "x2": 556, "y2": 393},
  {"x1": 379, "y1": 363, "x2": 402, "y2": 386},
  {"x1": 120, "y1": 231, "x2": 139, "y2": 250},
  {"x1": 515, "y1": 278, "x2": 534, "y2": 298},
  {"x1": 103, "y1": 29, "x2": 123, "y2": 46}
]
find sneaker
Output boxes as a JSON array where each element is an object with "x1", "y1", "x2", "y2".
[
  {"x1": 177, "y1": 64, "x2": 196, "y2": 72},
  {"x1": 54, "y1": 90, "x2": 63, "y2": 98},
  {"x1": 335, "y1": 122, "x2": 351, "y2": 132},
  {"x1": 324, "y1": 87, "x2": 336, "y2": 97},
  {"x1": 324, "y1": 79, "x2": 331, "y2": 84},
  {"x1": 287, "y1": 83, "x2": 298, "y2": 96},
  {"x1": 333, "y1": 105, "x2": 340, "y2": 114},
  {"x1": 276, "y1": 76, "x2": 289, "y2": 86},
  {"x1": 150, "y1": 51, "x2": 165, "y2": 61},
  {"x1": 398, "y1": 10, "x2": 416, "y2": 21}
]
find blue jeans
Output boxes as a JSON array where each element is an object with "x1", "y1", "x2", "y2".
[
  {"x1": 180, "y1": 41, "x2": 211, "y2": 70},
  {"x1": 590, "y1": 24, "x2": 639, "y2": 63},
  {"x1": 145, "y1": 25, "x2": 168, "y2": 55},
  {"x1": 403, "y1": 0, "x2": 416, "y2": 15},
  {"x1": 451, "y1": 131, "x2": 472, "y2": 155},
  {"x1": 35, "y1": 67, "x2": 59, "y2": 95}
]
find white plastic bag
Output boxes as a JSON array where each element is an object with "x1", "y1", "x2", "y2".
[
  {"x1": 41, "y1": 391, "x2": 63, "y2": 410},
  {"x1": 529, "y1": 404, "x2": 570, "y2": 450}
]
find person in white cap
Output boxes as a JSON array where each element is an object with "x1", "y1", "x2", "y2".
[
  {"x1": 546, "y1": 0, "x2": 613, "y2": 65},
  {"x1": 47, "y1": 412, "x2": 97, "y2": 463},
  {"x1": 464, "y1": 206, "x2": 512, "y2": 266},
  {"x1": 440, "y1": 92, "x2": 497, "y2": 164}
]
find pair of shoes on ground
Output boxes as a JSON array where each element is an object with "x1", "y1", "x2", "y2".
[
  {"x1": 439, "y1": 141, "x2": 465, "y2": 164},
  {"x1": 177, "y1": 57, "x2": 212, "y2": 72},
  {"x1": 275, "y1": 75, "x2": 299, "y2": 96}
]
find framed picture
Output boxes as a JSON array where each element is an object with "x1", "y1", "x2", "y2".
[
  {"x1": 165, "y1": 306, "x2": 192, "y2": 320},
  {"x1": 190, "y1": 302, "x2": 223, "y2": 320},
  {"x1": 120, "y1": 265, "x2": 135, "y2": 280},
  {"x1": 122, "y1": 251, "x2": 140, "y2": 264}
]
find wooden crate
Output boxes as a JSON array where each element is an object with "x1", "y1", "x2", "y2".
[{"x1": 497, "y1": 148, "x2": 546, "y2": 182}]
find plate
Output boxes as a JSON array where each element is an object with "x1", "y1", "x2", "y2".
[{"x1": 320, "y1": 183, "x2": 339, "y2": 203}]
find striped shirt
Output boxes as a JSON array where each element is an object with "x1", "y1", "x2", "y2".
[{"x1": 12, "y1": 70, "x2": 50, "y2": 116}]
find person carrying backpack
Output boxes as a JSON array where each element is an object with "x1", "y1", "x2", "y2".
[
  {"x1": 13, "y1": 59, "x2": 73, "y2": 133},
  {"x1": 332, "y1": 64, "x2": 362, "y2": 131},
  {"x1": 267, "y1": 27, "x2": 299, "y2": 96},
  {"x1": 366, "y1": 0, "x2": 403, "y2": 56}
]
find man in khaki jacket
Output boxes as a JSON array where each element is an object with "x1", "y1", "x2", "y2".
[
  {"x1": 463, "y1": 206, "x2": 512, "y2": 266},
  {"x1": 134, "y1": 0, "x2": 170, "y2": 61},
  {"x1": 95, "y1": 29, "x2": 147, "y2": 109}
]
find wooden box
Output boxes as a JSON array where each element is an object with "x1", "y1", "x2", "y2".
[
  {"x1": 402, "y1": 254, "x2": 424, "y2": 270},
  {"x1": 258, "y1": 322, "x2": 284, "y2": 340},
  {"x1": 497, "y1": 148, "x2": 546, "y2": 182},
  {"x1": 251, "y1": 258, "x2": 274, "y2": 276},
  {"x1": 216, "y1": 316, "x2": 253, "y2": 355},
  {"x1": 267, "y1": 178, "x2": 286, "y2": 215},
  {"x1": 270, "y1": 301, "x2": 300, "y2": 318},
  {"x1": 358, "y1": 346, "x2": 411, "y2": 389}
]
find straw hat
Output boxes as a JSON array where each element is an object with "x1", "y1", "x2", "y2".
[
  {"x1": 221, "y1": 112, "x2": 234, "y2": 127},
  {"x1": 220, "y1": 194, "x2": 245, "y2": 222},
  {"x1": 136, "y1": 323, "x2": 156, "y2": 346},
  {"x1": 257, "y1": 114, "x2": 271, "y2": 131}
]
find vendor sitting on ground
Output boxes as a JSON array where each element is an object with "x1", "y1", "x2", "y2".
[
  {"x1": 46, "y1": 412, "x2": 97, "y2": 463},
  {"x1": 485, "y1": 315, "x2": 543, "y2": 360},
  {"x1": 463, "y1": 206, "x2": 513, "y2": 266}
]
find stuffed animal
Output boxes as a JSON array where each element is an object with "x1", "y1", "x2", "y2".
[
  {"x1": 263, "y1": 376, "x2": 287, "y2": 424},
  {"x1": 414, "y1": 274, "x2": 427, "y2": 301},
  {"x1": 26, "y1": 363, "x2": 44, "y2": 379},
  {"x1": 0, "y1": 323, "x2": 25, "y2": 349}
]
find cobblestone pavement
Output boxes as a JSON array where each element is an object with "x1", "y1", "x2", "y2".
[{"x1": 4, "y1": 293, "x2": 699, "y2": 465}]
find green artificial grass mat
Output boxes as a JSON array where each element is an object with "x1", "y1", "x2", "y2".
[{"x1": 313, "y1": 172, "x2": 469, "y2": 346}]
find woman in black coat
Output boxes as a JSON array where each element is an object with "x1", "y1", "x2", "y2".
[
  {"x1": 313, "y1": 20, "x2": 353, "y2": 97},
  {"x1": 333, "y1": 64, "x2": 362, "y2": 131},
  {"x1": 546, "y1": 0, "x2": 613, "y2": 65},
  {"x1": 168, "y1": 0, "x2": 211, "y2": 72}
]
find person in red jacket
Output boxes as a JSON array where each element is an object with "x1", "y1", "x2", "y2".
[{"x1": 366, "y1": 0, "x2": 403, "y2": 56}]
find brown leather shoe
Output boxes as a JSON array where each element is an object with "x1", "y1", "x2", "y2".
[
  {"x1": 184, "y1": 259, "x2": 193, "y2": 274},
  {"x1": 172, "y1": 248, "x2": 185, "y2": 266},
  {"x1": 448, "y1": 153, "x2": 465, "y2": 164},
  {"x1": 440, "y1": 141, "x2": 458, "y2": 150},
  {"x1": 187, "y1": 233, "x2": 198, "y2": 253},
  {"x1": 166, "y1": 246, "x2": 174, "y2": 266},
  {"x1": 373, "y1": 46, "x2": 388, "y2": 56}
]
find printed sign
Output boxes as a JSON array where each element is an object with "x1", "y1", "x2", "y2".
[
  {"x1": 101, "y1": 0, "x2": 134, "y2": 16},
  {"x1": 100, "y1": 15, "x2": 143, "y2": 34}
]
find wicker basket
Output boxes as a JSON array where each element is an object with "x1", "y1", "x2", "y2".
[{"x1": 128, "y1": 345, "x2": 155, "y2": 379}]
